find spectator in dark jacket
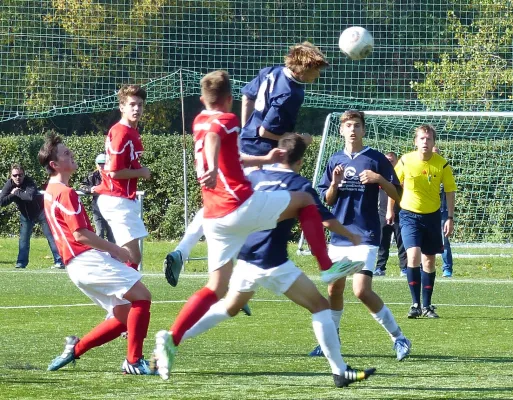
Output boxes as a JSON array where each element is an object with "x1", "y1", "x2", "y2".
[
  {"x1": 0, "y1": 164, "x2": 64, "y2": 269},
  {"x1": 79, "y1": 154, "x2": 114, "y2": 243}
]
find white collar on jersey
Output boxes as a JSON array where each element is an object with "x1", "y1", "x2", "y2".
[
  {"x1": 264, "y1": 164, "x2": 295, "y2": 173},
  {"x1": 343, "y1": 145, "x2": 371, "y2": 159},
  {"x1": 200, "y1": 110, "x2": 223, "y2": 115},
  {"x1": 283, "y1": 68, "x2": 304, "y2": 85}
]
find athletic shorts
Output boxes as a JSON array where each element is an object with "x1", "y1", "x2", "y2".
[
  {"x1": 66, "y1": 249, "x2": 141, "y2": 315},
  {"x1": 203, "y1": 191, "x2": 290, "y2": 272},
  {"x1": 97, "y1": 194, "x2": 148, "y2": 247},
  {"x1": 230, "y1": 259, "x2": 302, "y2": 295},
  {"x1": 328, "y1": 244, "x2": 379, "y2": 275},
  {"x1": 399, "y1": 209, "x2": 443, "y2": 255}
]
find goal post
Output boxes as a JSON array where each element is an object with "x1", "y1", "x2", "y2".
[{"x1": 297, "y1": 110, "x2": 513, "y2": 252}]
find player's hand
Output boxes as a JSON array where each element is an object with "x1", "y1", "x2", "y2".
[
  {"x1": 443, "y1": 218, "x2": 454, "y2": 237},
  {"x1": 359, "y1": 170, "x2": 380, "y2": 184},
  {"x1": 331, "y1": 165, "x2": 344, "y2": 186},
  {"x1": 266, "y1": 148, "x2": 286, "y2": 164},
  {"x1": 349, "y1": 233, "x2": 362, "y2": 246},
  {"x1": 91, "y1": 186, "x2": 97, "y2": 193},
  {"x1": 139, "y1": 167, "x2": 151, "y2": 180},
  {"x1": 200, "y1": 169, "x2": 218, "y2": 189},
  {"x1": 11, "y1": 187, "x2": 20, "y2": 195},
  {"x1": 112, "y1": 246, "x2": 131, "y2": 263},
  {"x1": 301, "y1": 133, "x2": 313, "y2": 146},
  {"x1": 386, "y1": 210, "x2": 395, "y2": 225}
]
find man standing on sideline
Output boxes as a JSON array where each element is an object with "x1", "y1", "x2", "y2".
[
  {"x1": 163, "y1": 42, "x2": 329, "y2": 286},
  {"x1": 0, "y1": 164, "x2": 64, "y2": 269},
  {"x1": 79, "y1": 154, "x2": 115, "y2": 243},
  {"x1": 387, "y1": 125, "x2": 457, "y2": 318},
  {"x1": 374, "y1": 151, "x2": 407, "y2": 277},
  {"x1": 309, "y1": 110, "x2": 412, "y2": 361},
  {"x1": 433, "y1": 146, "x2": 453, "y2": 278},
  {"x1": 95, "y1": 85, "x2": 151, "y2": 270}
]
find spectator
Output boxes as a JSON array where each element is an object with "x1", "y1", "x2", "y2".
[
  {"x1": 374, "y1": 151, "x2": 407, "y2": 277},
  {"x1": 79, "y1": 154, "x2": 115, "y2": 243},
  {"x1": 0, "y1": 164, "x2": 64, "y2": 269}
]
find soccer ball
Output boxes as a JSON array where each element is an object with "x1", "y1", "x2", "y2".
[{"x1": 339, "y1": 26, "x2": 374, "y2": 61}]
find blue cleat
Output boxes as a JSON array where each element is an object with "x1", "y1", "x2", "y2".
[
  {"x1": 154, "y1": 330, "x2": 177, "y2": 380},
  {"x1": 47, "y1": 336, "x2": 79, "y2": 371},
  {"x1": 320, "y1": 258, "x2": 365, "y2": 284},
  {"x1": 442, "y1": 269, "x2": 452, "y2": 278},
  {"x1": 163, "y1": 250, "x2": 183, "y2": 287},
  {"x1": 240, "y1": 303, "x2": 252, "y2": 316},
  {"x1": 122, "y1": 357, "x2": 156, "y2": 375},
  {"x1": 308, "y1": 344, "x2": 324, "y2": 357},
  {"x1": 393, "y1": 337, "x2": 412, "y2": 361}
]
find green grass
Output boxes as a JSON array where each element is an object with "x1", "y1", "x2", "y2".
[{"x1": 0, "y1": 238, "x2": 512, "y2": 399}]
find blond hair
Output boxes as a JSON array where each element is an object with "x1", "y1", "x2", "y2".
[
  {"x1": 118, "y1": 84, "x2": 147, "y2": 105},
  {"x1": 200, "y1": 70, "x2": 232, "y2": 105},
  {"x1": 284, "y1": 42, "x2": 329, "y2": 75},
  {"x1": 340, "y1": 110, "x2": 366, "y2": 128},
  {"x1": 415, "y1": 124, "x2": 437, "y2": 141}
]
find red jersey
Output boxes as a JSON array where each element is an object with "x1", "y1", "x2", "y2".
[
  {"x1": 95, "y1": 122, "x2": 143, "y2": 200},
  {"x1": 193, "y1": 110, "x2": 253, "y2": 218},
  {"x1": 44, "y1": 182, "x2": 94, "y2": 265}
]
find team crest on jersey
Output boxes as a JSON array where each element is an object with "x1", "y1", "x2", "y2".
[{"x1": 344, "y1": 166, "x2": 358, "y2": 180}]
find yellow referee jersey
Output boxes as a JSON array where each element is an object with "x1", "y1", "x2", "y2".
[{"x1": 395, "y1": 152, "x2": 457, "y2": 214}]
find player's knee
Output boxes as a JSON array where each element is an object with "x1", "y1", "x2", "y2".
[
  {"x1": 308, "y1": 296, "x2": 330, "y2": 314},
  {"x1": 353, "y1": 286, "x2": 371, "y2": 302},
  {"x1": 328, "y1": 280, "x2": 345, "y2": 296}
]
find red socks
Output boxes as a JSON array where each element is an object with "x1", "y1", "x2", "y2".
[
  {"x1": 170, "y1": 287, "x2": 219, "y2": 346},
  {"x1": 298, "y1": 204, "x2": 332, "y2": 271},
  {"x1": 126, "y1": 300, "x2": 151, "y2": 363},
  {"x1": 74, "y1": 317, "x2": 127, "y2": 358},
  {"x1": 126, "y1": 262, "x2": 139, "y2": 270}
]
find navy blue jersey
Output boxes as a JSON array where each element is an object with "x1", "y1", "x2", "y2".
[
  {"x1": 239, "y1": 66, "x2": 305, "y2": 156},
  {"x1": 238, "y1": 166, "x2": 334, "y2": 269},
  {"x1": 318, "y1": 147, "x2": 399, "y2": 246}
]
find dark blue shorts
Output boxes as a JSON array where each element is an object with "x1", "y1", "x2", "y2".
[{"x1": 399, "y1": 209, "x2": 443, "y2": 255}]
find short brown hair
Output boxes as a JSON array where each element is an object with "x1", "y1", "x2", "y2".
[
  {"x1": 340, "y1": 110, "x2": 365, "y2": 128},
  {"x1": 200, "y1": 70, "x2": 232, "y2": 106},
  {"x1": 38, "y1": 132, "x2": 63, "y2": 175},
  {"x1": 11, "y1": 164, "x2": 24, "y2": 173},
  {"x1": 415, "y1": 124, "x2": 437, "y2": 141},
  {"x1": 278, "y1": 133, "x2": 307, "y2": 165},
  {"x1": 284, "y1": 42, "x2": 329, "y2": 76},
  {"x1": 118, "y1": 84, "x2": 147, "y2": 105}
]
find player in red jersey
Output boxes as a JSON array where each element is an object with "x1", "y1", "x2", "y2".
[
  {"x1": 154, "y1": 70, "x2": 364, "y2": 381},
  {"x1": 38, "y1": 133, "x2": 153, "y2": 375},
  {"x1": 95, "y1": 84, "x2": 151, "y2": 270}
]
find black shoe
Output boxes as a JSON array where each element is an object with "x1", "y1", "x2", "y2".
[
  {"x1": 422, "y1": 305, "x2": 439, "y2": 318},
  {"x1": 407, "y1": 303, "x2": 422, "y2": 319},
  {"x1": 163, "y1": 250, "x2": 183, "y2": 287},
  {"x1": 333, "y1": 366, "x2": 376, "y2": 388}
]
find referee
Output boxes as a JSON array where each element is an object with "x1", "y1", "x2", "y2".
[{"x1": 387, "y1": 125, "x2": 457, "y2": 318}]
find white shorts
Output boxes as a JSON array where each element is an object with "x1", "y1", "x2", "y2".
[
  {"x1": 328, "y1": 244, "x2": 379, "y2": 273},
  {"x1": 203, "y1": 191, "x2": 291, "y2": 272},
  {"x1": 97, "y1": 194, "x2": 148, "y2": 247},
  {"x1": 66, "y1": 249, "x2": 142, "y2": 315},
  {"x1": 230, "y1": 259, "x2": 302, "y2": 295}
]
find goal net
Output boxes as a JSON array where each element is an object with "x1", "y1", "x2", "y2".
[{"x1": 299, "y1": 111, "x2": 513, "y2": 248}]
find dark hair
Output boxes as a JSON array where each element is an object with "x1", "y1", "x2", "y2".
[
  {"x1": 118, "y1": 84, "x2": 147, "y2": 104},
  {"x1": 278, "y1": 133, "x2": 307, "y2": 165},
  {"x1": 38, "y1": 132, "x2": 63, "y2": 175},
  {"x1": 340, "y1": 110, "x2": 366, "y2": 128},
  {"x1": 415, "y1": 124, "x2": 437, "y2": 141},
  {"x1": 11, "y1": 164, "x2": 24, "y2": 173},
  {"x1": 200, "y1": 70, "x2": 232, "y2": 105}
]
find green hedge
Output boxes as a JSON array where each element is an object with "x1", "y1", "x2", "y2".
[{"x1": 0, "y1": 134, "x2": 320, "y2": 240}]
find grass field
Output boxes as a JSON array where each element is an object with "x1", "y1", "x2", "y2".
[{"x1": 1, "y1": 238, "x2": 512, "y2": 399}]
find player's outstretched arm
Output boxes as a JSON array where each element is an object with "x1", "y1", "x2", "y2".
[
  {"x1": 323, "y1": 218, "x2": 362, "y2": 246},
  {"x1": 73, "y1": 228, "x2": 131, "y2": 263},
  {"x1": 240, "y1": 148, "x2": 286, "y2": 167}
]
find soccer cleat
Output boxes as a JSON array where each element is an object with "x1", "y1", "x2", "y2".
[
  {"x1": 122, "y1": 357, "x2": 156, "y2": 375},
  {"x1": 15, "y1": 264, "x2": 26, "y2": 269},
  {"x1": 47, "y1": 336, "x2": 79, "y2": 371},
  {"x1": 51, "y1": 263, "x2": 65, "y2": 269},
  {"x1": 407, "y1": 303, "x2": 422, "y2": 319},
  {"x1": 154, "y1": 330, "x2": 177, "y2": 380},
  {"x1": 240, "y1": 303, "x2": 252, "y2": 316},
  {"x1": 333, "y1": 366, "x2": 376, "y2": 388},
  {"x1": 320, "y1": 258, "x2": 365, "y2": 284},
  {"x1": 422, "y1": 305, "x2": 439, "y2": 318},
  {"x1": 442, "y1": 269, "x2": 452, "y2": 278},
  {"x1": 393, "y1": 337, "x2": 412, "y2": 361},
  {"x1": 373, "y1": 268, "x2": 386, "y2": 277},
  {"x1": 400, "y1": 268, "x2": 407, "y2": 277},
  {"x1": 308, "y1": 344, "x2": 324, "y2": 357},
  {"x1": 163, "y1": 250, "x2": 183, "y2": 287}
]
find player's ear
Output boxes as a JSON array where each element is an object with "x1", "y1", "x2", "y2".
[{"x1": 199, "y1": 96, "x2": 205, "y2": 106}]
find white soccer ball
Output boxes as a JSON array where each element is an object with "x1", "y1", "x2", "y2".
[{"x1": 339, "y1": 26, "x2": 374, "y2": 61}]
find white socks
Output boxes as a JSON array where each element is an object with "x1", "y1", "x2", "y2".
[
  {"x1": 176, "y1": 208, "x2": 205, "y2": 260},
  {"x1": 182, "y1": 300, "x2": 230, "y2": 341},
  {"x1": 312, "y1": 309, "x2": 347, "y2": 375},
  {"x1": 371, "y1": 305, "x2": 404, "y2": 341}
]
